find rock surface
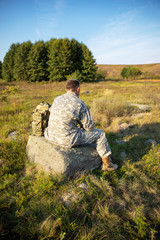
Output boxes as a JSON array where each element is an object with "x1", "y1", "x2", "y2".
[
  {"x1": 130, "y1": 103, "x2": 151, "y2": 111},
  {"x1": 78, "y1": 183, "x2": 88, "y2": 190},
  {"x1": 26, "y1": 135, "x2": 101, "y2": 177},
  {"x1": 62, "y1": 191, "x2": 80, "y2": 207},
  {"x1": 120, "y1": 151, "x2": 127, "y2": 159},
  {"x1": 7, "y1": 131, "x2": 19, "y2": 140},
  {"x1": 144, "y1": 139, "x2": 158, "y2": 147},
  {"x1": 116, "y1": 139, "x2": 127, "y2": 144},
  {"x1": 133, "y1": 112, "x2": 151, "y2": 118},
  {"x1": 83, "y1": 91, "x2": 91, "y2": 94}
]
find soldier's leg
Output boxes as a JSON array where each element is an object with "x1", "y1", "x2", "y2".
[
  {"x1": 76, "y1": 129, "x2": 111, "y2": 158},
  {"x1": 75, "y1": 129, "x2": 118, "y2": 171}
]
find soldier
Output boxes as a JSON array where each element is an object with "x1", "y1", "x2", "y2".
[{"x1": 44, "y1": 79, "x2": 118, "y2": 171}]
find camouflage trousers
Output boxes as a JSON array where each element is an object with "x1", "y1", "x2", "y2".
[{"x1": 75, "y1": 129, "x2": 111, "y2": 158}]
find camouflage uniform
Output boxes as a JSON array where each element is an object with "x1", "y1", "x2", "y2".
[{"x1": 44, "y1": 91, "x2": 111, "y2": 158}]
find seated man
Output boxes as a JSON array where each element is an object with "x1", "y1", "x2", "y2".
[{"x1": 44, "y1": 79, "x2": 118, "y2": 171}]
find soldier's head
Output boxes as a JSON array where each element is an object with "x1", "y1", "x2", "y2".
[{"x1": 65, "y1": 79, "x2": 80, "y2": 96}]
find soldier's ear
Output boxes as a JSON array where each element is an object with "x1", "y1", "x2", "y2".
[{"x1": 76, "y1": 86, "x2": 80, "y2": 96}]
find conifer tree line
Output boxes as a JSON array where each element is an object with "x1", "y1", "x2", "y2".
[{"x1": 1, "y1": 38, "x2": 98, "y2": 82}]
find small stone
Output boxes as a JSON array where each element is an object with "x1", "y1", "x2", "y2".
[
  {"x1": 120, "y1": 152, "x2": 126, "y2": 159},
  {"x1": 119, "y1": 123, "x2": 134, "y2": 134},
  {"x1": 64, "y1": 200, "x2": 72, "y2": 207},
  {"x1": 83, "y1": 91, "x2": 91, "y2": 94},
  {"x1": 144, "y1": 139, "x2": 157, "y2": 147},
  {"x1": 8, "y1": 131, "x2": 19, "y2": 140},
  {"x1": 119, "y1": 123, "x2": 130, "y2": 132},
  {"x1": 116, "y1": 139, "x2": 126, "y2": 144},
  {"x1": 62, "y1": 191, "x2": 80, "y2": 207},
  {"x1": 130, "y1": 103, "x2": 151, "y2": 111},
  {"x1": 78, "y1": 183, "x2": 88, "y2": 189},
  {"x1": 133, "y1": 113, "x2": 151, "y2": 118}
]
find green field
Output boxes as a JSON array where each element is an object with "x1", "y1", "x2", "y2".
[{"x1": 0, "y1": 79, "x2": 160, "y2": 239}]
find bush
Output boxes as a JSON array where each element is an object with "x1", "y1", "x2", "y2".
[
  {"x1": 95, "y1": 69, "x2": 106, "y2": 81},
  {"x1": 121, "y1": 66, "x2": 142, "y2": 80},
  {"x1": 151, "y1": 75, "x2": 160, "y2": 79},
  {"x1": 3, "y1": 86, "x2": 20, "y2": 94},
  {"x1": 0, "y1": 95, "x2": 8, "y2": 102},
  {"x1": 66, "y1": 70, "x2": 82, "y2": 81}
]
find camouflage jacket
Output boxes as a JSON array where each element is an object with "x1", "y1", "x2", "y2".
[{"x1": 44, "y1": 91, "x2": 95, "y2": 147}]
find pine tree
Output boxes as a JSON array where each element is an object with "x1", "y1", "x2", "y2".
[
  {"x1": 2, "y1": 43, "x2": 20, "y2": 82},
  {"x1": 79, "y1": 43, "x2": 97, "y2": 82},
  {"x1": 13, "y1": 41, "x2": 32, "y2": 81},
  {"x1": 2, "y1": 38, "x2": 97, "y2": 83},
  {"x1": 70, "y1": 39, "x2": 83, "y2": 73},
  {"x1": 27, "y1": 41, "x2": 49, "y2": 82},
  {"x1": 48, "y1": 38, "x2": 74, "y2": 81}
]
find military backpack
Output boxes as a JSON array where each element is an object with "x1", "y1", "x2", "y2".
[{"x1": 32, "y1": 102, "x2": 51, "y2": 137}]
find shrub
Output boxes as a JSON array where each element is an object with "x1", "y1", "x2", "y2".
[
  {"x1": 121, "y1": 66, "x2": 142, "y2": 80},
  {"x1": 95, "y1": 69, "x2": 107, "y2": 81},
  {"x1": 0, "y1": 95, "x2": 8, "y2": 102},
  {"x1": 66, "y1": 70, "x2": 82, "y2": 81},
  {"x1": 143, "y1": 71, "x2": 152, "y2": 79},
  {"x1": 151, "y1": 75, "x2": 160, "y2": 79},
  {"x1": 91, "y1": 98, "x2": 138, "y2": 123},
  {"x1": 3, "y1": 86, "x2": 20, "y2": 95}
]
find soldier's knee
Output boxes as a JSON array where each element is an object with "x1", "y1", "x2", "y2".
[{"x1": 95, "y1": 129, "x2": 106, "y2": 139}]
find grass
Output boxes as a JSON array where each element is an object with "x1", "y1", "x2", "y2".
[{"x1": 0, "y1": 79, "x2": 160, "y2": 239}]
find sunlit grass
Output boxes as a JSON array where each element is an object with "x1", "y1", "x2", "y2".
[{"x1": 0, "y1": 79, "x2": 160, "y2": 239}]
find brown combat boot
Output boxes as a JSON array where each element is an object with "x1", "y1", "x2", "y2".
[{"x1": 102, "y1": 156, "x2": 118, "y2": 171}]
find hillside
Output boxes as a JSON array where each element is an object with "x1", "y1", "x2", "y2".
[{"x1": 97, "y1": 63, "x2": 160, "y2": 79}]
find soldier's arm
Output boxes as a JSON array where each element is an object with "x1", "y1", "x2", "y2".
[{"x1": 79, "y1": 103, "x2": 95, "y2": 131}]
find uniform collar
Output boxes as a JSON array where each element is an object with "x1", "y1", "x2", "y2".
[{"x1": 66, "y1": 91, "x2": 78, "y2": 97}]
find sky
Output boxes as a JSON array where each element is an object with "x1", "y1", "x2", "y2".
[{"x1": 0, "y1": 0, "x2": 160, "y2": 64}]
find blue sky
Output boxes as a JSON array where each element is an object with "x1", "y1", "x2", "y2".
[{"x1": 1, "y1": 0, "x2": 160, "y2": 64}]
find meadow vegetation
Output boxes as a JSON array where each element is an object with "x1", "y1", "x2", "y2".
[
  {"x1": 0, "y1": 79, "x2": 160, "y2": 239},
  {"x1": 98, "y1": 63, "x2": 160, "y2": 80}
]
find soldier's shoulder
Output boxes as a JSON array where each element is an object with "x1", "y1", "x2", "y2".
[
  {"x1": 54, "y1": 94, "x2": 66, "y2": 102},
  {"x1": 78, "y1": 98, "x2": 87, "y2": 109}
]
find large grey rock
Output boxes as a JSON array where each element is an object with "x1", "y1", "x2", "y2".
[{"x1": 26, "y1": 135, "x2": 101, "y2": 177}]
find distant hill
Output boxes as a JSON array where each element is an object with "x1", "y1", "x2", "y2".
[{"x1": 97, "y1": 63, "x2": 160, "y2": 79}]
